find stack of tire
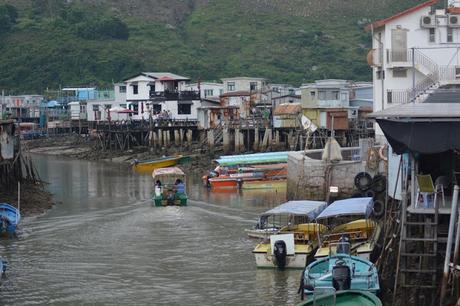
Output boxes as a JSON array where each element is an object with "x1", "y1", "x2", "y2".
[{"x1": 352, "y1": 172, "x2": 387, "y2": 219}]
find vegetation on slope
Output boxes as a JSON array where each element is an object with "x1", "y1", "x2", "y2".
[{"x1": 0, "y1": 0, "x2": 422, "y2": 93}]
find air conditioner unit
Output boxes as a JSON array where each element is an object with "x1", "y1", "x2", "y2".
[
  {"x1": 421, "y1": 15, "x2": 436, "y2": 28},
  {"x1": 448, "y1": 14, "x2": 460, "y2": 27}
]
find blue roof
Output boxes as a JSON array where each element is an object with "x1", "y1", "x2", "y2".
[
  {"x1": 261, "y1": 200, "x2": 327, "y2": 220},
  {"x1": 45, "y1": 100, "x2": 60, "y2": 108},
  {"x1": 316, "y1": 197, "x2": 374, "y2": 220}
]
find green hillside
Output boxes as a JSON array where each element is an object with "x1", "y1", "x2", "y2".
[{"x1": 0, "y1": 0, "x2": 423, "y2": 93}]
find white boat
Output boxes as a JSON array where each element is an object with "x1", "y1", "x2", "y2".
[{"x1": 252, "y1": 200, "x2": 328, "y2": 269}]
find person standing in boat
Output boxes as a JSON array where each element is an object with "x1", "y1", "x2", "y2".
[{"x1": 155, "y1": 180, "x2": 162, "y2": 196}]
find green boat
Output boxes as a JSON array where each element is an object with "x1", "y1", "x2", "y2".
[
  {"x1": 297, "y1": 290, "x2": 382, "y2": 306},
  {"x1": 152, "y1": 167, "x2": 187, "y2": 206}
]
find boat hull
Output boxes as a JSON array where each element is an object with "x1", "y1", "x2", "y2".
[
  {"x1": 242, "y1": 179, "x2": 286, "y2": 190},
  {"x1": 298, "y1": 290, "x2": 382, "y2": 306},
  {"x1": 245, "y1": 228, "x2": 279, "y2": 239},
  {"x1": 0, "y1": 203, "x2": 20, "y2": 234},
  {"x1": 208, "y1": 178, "x2": 239, "y2": 189},
  {"x1": 153, "y1": 193, "x2": 187, "y2": 206},
  {"x1": 133, "y1": 157, "x2": 181, "y2": 173},
  {"x1": 253, "y1": 252, "x2": 308, "y2": 269}
]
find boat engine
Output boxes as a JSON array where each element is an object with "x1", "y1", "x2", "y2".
[
  {"x1": 332, "y1": 260, "x2": 351, "y2": 291},
  {"x1": 273, "y1": 240, "x2": 287, "y2": 269}
]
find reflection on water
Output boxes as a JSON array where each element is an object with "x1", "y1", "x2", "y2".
[{"x1": 0, "y1": 154, "x2": 301, "y2": 305}]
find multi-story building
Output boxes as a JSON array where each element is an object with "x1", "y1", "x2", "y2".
[
  {"x1": 2, "y1": 95, "x2": 44, "y2": 121},
  {"x1": 124, "y1": 72, "x2": 201, "y2": 120},
  {"x1": 366, "y1": 0, "x2": 460, "y2": 139},
  {"x1": 221, "y1": 77, "x2": 267, "y2": 94},
  {"x1": 185, "y1": 82, "x2": 223, "y2": 99}
]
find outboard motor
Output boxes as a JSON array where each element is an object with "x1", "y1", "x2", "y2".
[
  {"x1": 332, "y1": 260, "x2": 351, "y2": 291},
  {"x1": 273, "y1": 240, "x2": 287, "y2": 269}
]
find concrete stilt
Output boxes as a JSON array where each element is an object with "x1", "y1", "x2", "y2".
[
  {"x1": 260, "y1": 129, "x2": 268, "y2": 151},
  {"x1": 158, "y1": 129, "x2": 163, "y2": 147},
  {"x1": 275, "y1": 130, "x2": 280, "y2": 150},
  {"x1": 179, "y1": 129, "x2": 184, "y2": 145},
  {"x1": 253, "y1": 128, "x2": 259, "y2": 151},
  {"x1": 174, "y1": 130, "x2": 180, "y2": 146},
  {"x1": 235, "y1": 129, "x2": 240, "y2": 153},
  {"x1": 239, "y1": 132, "x2": 245, "y2": 152},
  {"x1": 223, "y1": 128, "x2": 230, "y2": 154},
  {"x1": 207, "y1": 130, "x2": 215, "y2": 150},
  {"x1": 267, "y1": 128, "x2": 273, "y2": 150},
  {"x1": 186, "y1": 129, "x2": 192, "y2": 146},
  {"x1": 288, "y1": 130, "x2": 294, "y2": 150}
]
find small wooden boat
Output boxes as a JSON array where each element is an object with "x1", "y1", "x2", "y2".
[
  {"x1": 300, "y1": 240, "x2": 380, "y2": 297},
  {"x1": 208, "y1": 177, "x2": 240, "y2": 189},
  {"x1": 0, "y1": 203, "x2": 20, "y2": 235},
  {"x1": 314, "y1": 198, "x2": 381, "y2": 261},
  {"x1": 152, "y1": 167, "x2": 187, "y2": 206},
  {"x1": 133, "y1": 155, "x2": 188, "y2": 173},
  {"x1": 297, "y1": 290, "x2": 382, "y2": 306}
]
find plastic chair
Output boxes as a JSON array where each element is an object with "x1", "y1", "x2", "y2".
[{"x1": 416, "y1": 174, "x2": 445, "y2": 208}]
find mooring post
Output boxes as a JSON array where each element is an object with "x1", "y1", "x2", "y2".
[{"x1": 440, "y1": 185, "x2": 460, "y2": 305}]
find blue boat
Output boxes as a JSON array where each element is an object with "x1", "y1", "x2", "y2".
[
  {"x1": 300, "y1": 239, "x2": 380, "y2": 299},
  {"x1": 0, "y1": 203, "x2": 20, "y2": 235}
]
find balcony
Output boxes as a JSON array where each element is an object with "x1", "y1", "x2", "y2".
[{"x1": 149, "y1": 90, "x2": 200, "y2": 101}]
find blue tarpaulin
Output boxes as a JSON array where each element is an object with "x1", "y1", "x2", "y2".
[
  {"x1": 316, "y1": 197, "x2": 374, "y2": 220},
  {"x1": 261, "y1": 200, "x2": 327, "y2": 220}
]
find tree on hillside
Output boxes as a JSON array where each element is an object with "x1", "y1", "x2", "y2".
[{"x1": 0, "y1": 4, "x2": 18, "y2": 34}]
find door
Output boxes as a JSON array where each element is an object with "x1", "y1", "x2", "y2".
[{"x1": 391, "y1": 29, "x2": 408, "y2": 61}]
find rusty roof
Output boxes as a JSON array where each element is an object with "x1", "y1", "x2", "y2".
[
  {"x1": 365, "y1": 0, "x2": 437, "y2": 32},
  {"x1": 220, "y1": 91, "x2": 251, "y2": 97},
  {"x1": 274, "y1": 103, "x2": 302, "y2": 115}
]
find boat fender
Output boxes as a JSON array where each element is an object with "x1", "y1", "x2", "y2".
[
  {"x1": 273, "y1": 240, "x2": 287, "y2": 269},
  {"x1": 364, "y1": 189, "x2": 375, "y2": 199},
  {"x1": 354, "y1": 172, "x2": 372, "y2": 191},
  {"x1": 379, "y1": 145, "x2": 388, "y2": 161},
  {"x1": 371, "y1": 174, "x2": 387, "y2": 193},
  {"x1": 373, "y1": 200, "x2": 385, "y2": 219}
]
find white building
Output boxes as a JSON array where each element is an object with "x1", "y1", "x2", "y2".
[
  {"x1": 2, "y1": 95, "x2": 43, "y2": 119},
  {"x1": 221, "y1": 77, "x2": 268, "y2": 93},
  {"x1": 185, "y1": 82, "x2": 223, "y2": 99},
  {"x1": 367, "y1": 0, "x2": 460, "y2": 138},
  {"x1": 84, "y1": 84, "x2": 127, "y2": 122},
  {"x1": 124, "y1": 72, "x2": 201, "y2": 120}
]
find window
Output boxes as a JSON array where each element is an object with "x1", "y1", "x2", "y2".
[
  {"x1": 219, "y1": 89, "x2": 223, "y2": 95},
  {"x1": 119, "y1": 86, "x2": 126, "y2": 93},
  {"x1": 341, "y1": 92, "x2": 348, "y2": 101},
  {"x1": 448, "y1": 27, "x2": 453, "y2": 43},
  {"x1": 178, "y1": 103, "x2": 192, "y2": 115},
  {"x1": 227, "y1": 82, "x2": 235, "y2": 91},
  {"x1": 310, "y1": 91, "x2": 316, "y2": 98},
  {"x1": 152, "y1": 104, "x2": 161, "y2": 113},
  {"x1": 132, "y1": 84, "x2": 139, "y2": 95},
  {"x1": 250, "y1": 82, "x2": 258, "y2": 91},
  {"x1": 92, "y1": 104, "x2": 99, "y2": 111},
  {"x1": 393, "y1": 68, "x2": 407, "y2": 78},
  {"x1": 149, "y1": 84, "x2": 156, "y2": 92},
  {"x1": 204, "y1": 89, "x2": 214, "y2": 97},
  {"x1": 429, "y1": 28, "x2": 435, "y2": 43},
  {"x1": 387, "y1": 91, "x2": 393, "y2": 104},
  {"x1": 331, "y1": 91, "x2": 339, "y2": 100},
  {"x1": 376, "y1": 69, "x2": 385, "y2": 80},
  {"x1": 318, "y1": 91, "x2": 326, "y2": 100},
  {"x1": 105, "y1": 104, "x2": 112, "y2": 110}
]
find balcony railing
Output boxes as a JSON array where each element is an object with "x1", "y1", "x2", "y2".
[{"x1": 149, "y1": 90, "x2": 200, "y2": 101}]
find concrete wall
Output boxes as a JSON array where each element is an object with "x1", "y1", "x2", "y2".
[{"x1": 287, "y1": 150, "x2": 364, "y2": 200}]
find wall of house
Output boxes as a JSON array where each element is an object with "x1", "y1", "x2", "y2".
[
  {"x1": 185, "y1": 82, "x2": 223, "y2": 98},
  {"x1": 125, "y1": 75, "x2": 153, "y2": 101},
  {"x1": 86, "y1": 100, "x2": 129, "y2": 121},
  {"x1": 222, "y1": 78, "x2": 266, "y2": 93}
]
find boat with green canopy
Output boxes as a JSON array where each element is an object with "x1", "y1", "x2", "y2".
[
  {"x1": 297, "y1": 290, "x2": 382, "y2": 306},
  {"x1": 152, "y1": 167, "x2": 187, "y2": 206}
]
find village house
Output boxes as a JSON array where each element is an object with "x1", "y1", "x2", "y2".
[
  {"x1": 366, "y1": 0, "x2": 460, "y2": 141},
  {"x1": 185, "y1": 82, "x2": 223, "y2": 99},
  {"x1": 1, "y1": 95, "x2": 44, "y2": 121},
  {"x1": 300, "y1": 79, "x2": 360, "y2": 131},
  {"x1": 84, "y1": 84, "x2": 127, "y2": 122},
  {"x1": 124, "y1": 72, "x2": 201, "y2": 120}
]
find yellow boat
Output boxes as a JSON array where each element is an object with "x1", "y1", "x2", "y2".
[
  {"x1": 253, "y1": 223, "x2": 327, "y2": 269},
  {"x1": 314, "y1": 197, "x2": 381, "y2": 261},
  {"x1": 132, "y1": 155, "x2": 185, "y2": 173}
]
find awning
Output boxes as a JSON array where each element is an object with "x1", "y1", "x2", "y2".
[
  {"x1": 261, "y1": 200, "x2": 327, "y2": 220},
  {"x1": 377, "y1": 119, "x2": 460, "y2": 154},
  {"x1": 316, "y1": 197, "x2": 374, "y2": 220}
]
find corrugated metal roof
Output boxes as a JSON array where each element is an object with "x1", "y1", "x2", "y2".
[
  {"x1": 273, "y1": 103, "x2": 302, "y2": 115},
  {"x1": 368, "y1": 103, "x2": 460, "y2": 119}
]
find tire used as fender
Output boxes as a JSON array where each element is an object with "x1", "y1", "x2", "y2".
[
  {"x1": 354, "y1": 172, "x2": 372, "y2": 191},
  {"x1": 373, "y1": 199, "x2": 385, "y2": 219}
]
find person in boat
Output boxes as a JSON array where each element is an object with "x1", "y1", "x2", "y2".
[
  {"x1": 155, "y1": 180, "x2": 162, "y2": 196},
  {"x1": 174, "y1": 179, "x2": 185, "y2": 194}
]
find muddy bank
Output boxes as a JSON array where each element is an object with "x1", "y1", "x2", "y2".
[{"x1": 1, "y1": 182, "x2": 54, "y2": 217}]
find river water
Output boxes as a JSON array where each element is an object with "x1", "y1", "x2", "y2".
[{"x1": 0, "y1": 155, "x2": 301, "y2": 305}]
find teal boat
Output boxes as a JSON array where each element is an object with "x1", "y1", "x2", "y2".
[
  {"x1": 215, "y1": 152, "x2": 288, "y2": 166},
  {"x1": 299, "y1": 239, "x2": 380, "y2": 298},
  {"x1": 152, "y1": 167, "x2": 187, "y2": 206},
  {"x1": 297, "y1": 290, "x2": 382, "y2": 306}
]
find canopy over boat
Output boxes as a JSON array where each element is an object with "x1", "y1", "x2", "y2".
[
  {"x1": 261, "y1": 200, "x2": 327, "y2": 220},
  {"x1": 316, "y1": 197, "x2": 374, "y2": 220},
  {"x1": 215, "y1": 152, "x2": 289, "y2": 166},
  {"x1": 152, "y1": 167, "x2": 186, "y2": 185}
]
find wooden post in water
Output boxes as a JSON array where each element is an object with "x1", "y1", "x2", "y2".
[{"x1": 223, "y1": 128, "x2": 230, "y2": 154}]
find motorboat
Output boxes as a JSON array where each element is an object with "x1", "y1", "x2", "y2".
[
  {"x1": 314, "y1": 197, "x2": 381, "y2": 261},
  {"x1": 152, "y1": 167, "x2": 187, "y2": 206},
  {"x1": 300, "y1": 240, "x2": 380, "y2": 298},
  {"x1": 133, "y1": 155, "x2": 189, "y2": 173},
  {"x1": 297, "y1": 290, "x2": 382, "y2": 306},
  {"x1": 0, "y1": 203, "x2": 20, "y2": 235},
  {"x1": 252, "y1": 200, "x2": 328, "y2": 269}
]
